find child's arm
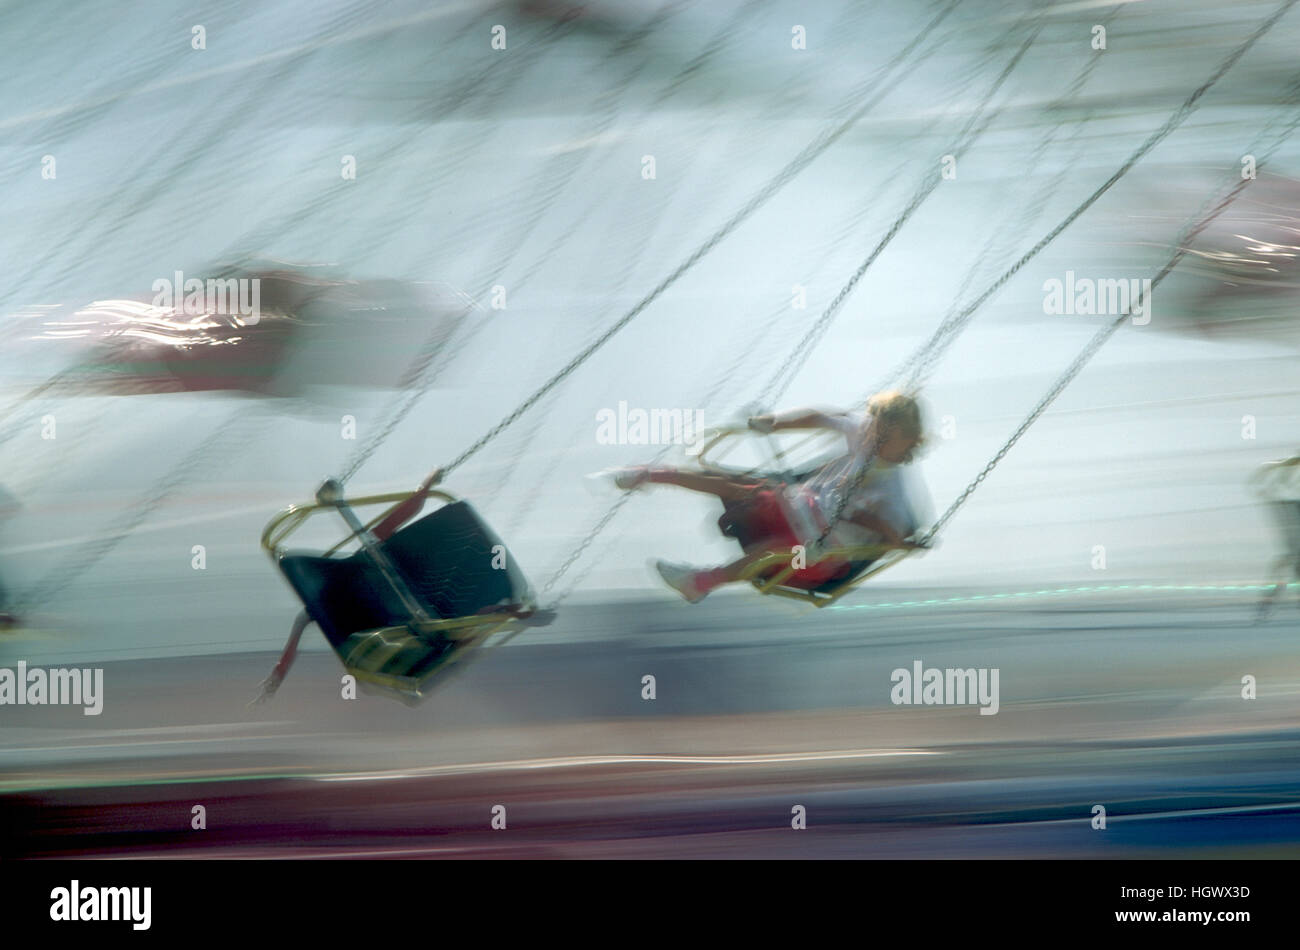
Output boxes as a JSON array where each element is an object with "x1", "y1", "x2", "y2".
[{"x1": 749, "y1": 408, "x2": 854, "y2": 434}]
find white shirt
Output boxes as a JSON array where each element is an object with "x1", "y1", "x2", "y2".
[{"x1": 784, "y1": 412, "x2": 920, "y2": 552}]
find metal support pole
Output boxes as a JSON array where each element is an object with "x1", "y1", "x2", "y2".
[{"x1": 316, "y1": 478, "x2": 435, "y2": 625}]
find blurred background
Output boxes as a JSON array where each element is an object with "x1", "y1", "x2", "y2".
[{"x1": 2, "y1": 0, "x2": 1299, "y2": 857}]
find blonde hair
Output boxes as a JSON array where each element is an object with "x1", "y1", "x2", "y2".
[{"x1": 866, "y1": 389, "x2": 924, "y2": 441}]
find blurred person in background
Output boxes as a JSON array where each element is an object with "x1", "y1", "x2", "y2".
[{"x1": 1254, "y1": 451, "x2": 1300, "y2": 618}]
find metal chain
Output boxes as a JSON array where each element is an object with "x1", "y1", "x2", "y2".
[
  {"x1": 336, "y1": 295, "x2": 477, "y2": 485},
  {"x1": 540, "y1": 2, "x2": 1060, "y2": 598},
  {"x1": 0, "y1": 366, "x2": 80, "y2": 446},
  {"x1": 373, "y1": 0, "x2": 690, "y2": 297},
  {"x1": 549, "y1": 51, "x2": 1300, "y2": 594},
  {"x1": 13, "y1": 407, "x2": 274, "y2": 614},
  {"x1": 775, "y1": 12, "x2": 1057, "y2": 543},
  {"x1": 514, "y1": 130, "x2": 921, "y2": 530},
  {"x1": 508, "y1": 0, "x2": 775, "y2": 300},
  {"x1": 1, "y1": 0, "x2": 376, "y2": 318},
  {"x1": 814, "y1": 0, "x2": 1297, "y2": 550},
  {"x1": 252, "y1": 13, "x2": 598, "y2": 488},
  {"x1": 756, "y1": 15, "x2": 1044, "y2": 408},
  {"x1": 541, "y1": 0, "x2": 1300, "y2": 603},
  {"x1": 542, "y1": 126, "x2": 926, "y2": 596},
  {"x1": 854, "y1": 5, "x2": 1121, "y2": 408},
  {"x1": 541, "y1": 479, "x2": 645, "y2": 597},
  {"x1": 437, "y1": 0, "x2": 965, "y2": 482},
  {"x1": 361, "y1": 0, "x2": 763, "y2": 497},
  {"x1": 543, "y1": 326, "x2": 759, "y2": 597},
  {"x1": 924, "y1": 92, "x2": 1300, "y2": 541},
  {"x1": 224, "y1": 8, "x2": 581, "y2": 274},
  {"x1": 330, "y1": 1, "x2": 736, "y2": 488},
  {"x1": 900, "y1": 0, "x2": 1298, "y2": 395}
]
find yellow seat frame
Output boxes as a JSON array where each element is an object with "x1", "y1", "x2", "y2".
[
  {"x1": 736, "y1": 544, "x2": 912, "y2": 607},
  {"x1": 687, "y1": 426, "x2": 920, "y2": 605},
  {"x1": 261, "y1": 488, "x2": 531, "y2": 698}
]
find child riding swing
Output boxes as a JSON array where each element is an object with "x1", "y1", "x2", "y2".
[{"x1": 608, "y1": 390, "x2": 929, "y2": 602}]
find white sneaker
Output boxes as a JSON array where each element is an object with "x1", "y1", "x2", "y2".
[
  {"x1": 654, "y1": 559, "x2": 709, "y2": 604},
  {"x1": 586, "y1": 466, "x2": 653, "y2": 491}
]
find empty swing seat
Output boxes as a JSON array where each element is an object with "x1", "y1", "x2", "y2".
[{"x1": 275, "y1": 499, "x2": 533, "y2": 694}]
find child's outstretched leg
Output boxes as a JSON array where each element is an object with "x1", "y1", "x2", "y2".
[
  {"x1": 654, "y1": 548, "x2": 776, "y2": 603},
  {"x1": 608, "y1": 465, "x2": 759, "y2": 502}
]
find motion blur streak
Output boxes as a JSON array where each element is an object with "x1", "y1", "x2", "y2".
[{"x1": 2, "y1": 0, "x2": 1299, "y2": 858}]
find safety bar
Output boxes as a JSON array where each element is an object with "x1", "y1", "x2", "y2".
[
  {"x1": 261, "y1": 486, "x2": 458, "y2": 557},
  {"x1": 314, "y1": 478, "x2": 434, "y2": 626}
]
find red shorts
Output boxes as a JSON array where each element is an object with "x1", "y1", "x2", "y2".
[{"x1": 737, "y1": 489, "x2": 851, "y2": 588}]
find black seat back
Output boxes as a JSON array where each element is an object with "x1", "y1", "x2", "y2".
[
  {"x1": 382, "y1": 500, "x2": 530, "y2": 618},
  {"x1": 277, "y1": 500, "x2": 530, "y2": 651},
  {"x1": 279, "y1": 553, "x2": 413, "y2": 650}
]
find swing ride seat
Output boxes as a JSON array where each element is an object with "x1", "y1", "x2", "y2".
[
  {"x1": 262, "y1": 488, "x2": 538, "y2": 701},
  {"x1": 694, "y1": 425, "x2": 921, "y2": 605},
  {"x1": 717, "y1": 494, "x2": 917, "y2": 605},
  {"x1": 733, "y1": 544, "x2": 911, "y2": 606}
]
